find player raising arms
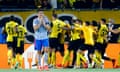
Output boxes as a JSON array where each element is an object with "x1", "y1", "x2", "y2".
[{"x1": 33, "y1": 9, "x2": 50, "y2": 71}]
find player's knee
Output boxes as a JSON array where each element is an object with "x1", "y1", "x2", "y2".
[
  {"x1": 44, "y1": 48, "x2": 49, "y2": 53},
  {"x1": 89, "y1": 54, "x2": 94, "y2": 59},
  {"x1": 37, "y1": 51, "x2": 41, "y2": 55}
]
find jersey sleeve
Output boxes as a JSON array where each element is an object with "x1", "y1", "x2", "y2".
[
  {"x1": 24, "y1": 27, "x2": 27, "y2": 33},
  {"x1": 5, "y1": 23, "x2": 8, "y2": 32},
  {"x1": 59, "y1": 20, "x2": 66, "y2": 28},
  {"x1": 44, "y1": 16, "x2": 50, "y2": 25},
  {"x1": 33, "y1": 18, "x2": 39, "y2": 26}
]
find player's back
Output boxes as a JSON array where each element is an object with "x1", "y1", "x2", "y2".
[
  {"x1": 70, "y1": 23, "x2": 81, "y2": 41},
  {"x1": 97, "y1": 24, "x2": 108, "y2": 44},
  {"x1": 49, "y1": 19, "x2": 66, "y2": 38},
  {"x1": 82, "y1": 25, "x2": 94, "y2": 45},
  {"x1": 5, "y1": 21, "x2": 18, "y2": 42},
  {"x1": 17, "y1": 25, "x2": 27, "y2": 40}
]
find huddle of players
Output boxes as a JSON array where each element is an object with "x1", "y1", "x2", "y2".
[
  {"x1": 3, "y1": 14, "x2": 117, "y2": 69},
  {"x1": 2, "y1": 15, "x2": 27, "y2": 69},
  {"x1": 48, "y1": 14, "x2": 116, "y2": 69}
]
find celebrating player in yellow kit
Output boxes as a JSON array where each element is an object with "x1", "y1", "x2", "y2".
[
  {"x1": 49, "y1": 14, "x2": 68, "y2": 67},
  {"x1": 14, "y1": 24, "x2": 27, "y2": 69},
  {"x1": 4, "y1": 15, "x2": 18, "y2": 68}
]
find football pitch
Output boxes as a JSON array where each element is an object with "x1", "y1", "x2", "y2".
[{"x1": 0, "y1": 69, "x2": 120, "y2": 72}]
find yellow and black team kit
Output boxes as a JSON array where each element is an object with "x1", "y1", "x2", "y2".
[
  {"x1": 49, "y1": 19, "x2": 66, "y2": 51},
  {"x1": 81, "y1": 24, "x2": 95, "y2": 65},
  {"x1": 5, "y1": 21, "x2": 18, "y2": 67},
  {"x1": 5, "y1": 21, "x2": 18, "y2": 49},
  {"x1": 49, "y1": 19, "x2": 67, "y2": 66},
  {"x1": 5, "y1": 21, "x2": 18, "y2": 58},
  {"x1": 16, "y1": 25, "x2": 27, "y2": 54},
  {"x1": 15, "y1": 25, "x2": 27, "y2": 69},
  {"x1": 95, "y1": 24, "x2": 115, "y2": 65},
  {"x1": 62, "y1": 23, "x2": 84, "y2": 67},
  {"x1": 90, "y1": 25, "x2": 103, "y2": 68}
]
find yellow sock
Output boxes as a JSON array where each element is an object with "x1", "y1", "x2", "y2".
[
  {"x1": 118, "y1": 53, "x2": 120, "y2": 66},
  {"x1": 48, "y1": 52, "x2": 51, "y2": 65},
  {"x1": 15, "y1": 54, "x2": 23, "y2": 68},
  {"x1": 76, "y1": 52, "x2": 81, "y2": 67},
  {"x1": 51, "y1": 51, "x2": 56, "y2": 66},
  {"x1": 62, "y1": 50, "x2": 70, "y2": 66},
  {"x1": 80, "y1": 54, "x2": 87, "y2": 63},
  {"x1": 11, "y1": 57, "x2": 16, "y2": 67},
  {"x1": 19, "y1": 55, "x2": 23, "y2": 68},
  {"x1": 7, "y1": 49, "x2": 12, "y2": 59},
  {"x1": 69, "y1": 50, "x2": 74, "y2": 66},
  {"x1": 93, "y1": 50, "x2": 102, "y2": 65}
]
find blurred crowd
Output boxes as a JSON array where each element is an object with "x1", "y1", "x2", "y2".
[{"x1": 0, "y1": 0, "x2": 120, "y2": 9}]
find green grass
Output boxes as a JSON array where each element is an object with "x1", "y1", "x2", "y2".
[{"x1": 0, "y1": 69, "x2": 120, "y2": 72}]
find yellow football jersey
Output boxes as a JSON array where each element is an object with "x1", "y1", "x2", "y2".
[
  {"x1": 97, "y1": 24, "x2": 108, "y2": 44},
  {"x1": 17, "y1": 25, "x2": 27, "y2": 47},
  {"x1": 5, "y1": 21, "x2": 18, "y2": 42},
  {"x1": 82, "y1": 26, "x2": 94, "y2": 45},
  {"x1": 70, "y1": 23, "x2": 82, "y2": 41},
  {"x1": 49, "y1": 19, "x2": 66, "y2": 38}
]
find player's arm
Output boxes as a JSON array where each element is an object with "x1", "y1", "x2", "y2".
[
  {"x1": 24, "y1": 27, "x2": 27, "y2": 37},
  {"x1": 59, "y1": 21, "x2": 70, "y2": 30},
  {"x1": 33, "y1": 19, "x2": 42, "y2": 31},
  {"x1": 74, "y1": 26, "x2": 82, "y2": 31},
  {"x1": 42, "y1": 20, "x2": 51, "y2": 31},
  {"x1": 42, "y1": 17, "x2": 51, "y2": 31},
  {"x1": 1, "y1": 27, "x2": 6, "y2": 34},
  {"x1": 109, "y1": 29, "x2": 120, "y2": 34}
]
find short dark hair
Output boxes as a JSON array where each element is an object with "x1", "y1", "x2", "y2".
[
  {"x1": 9, "y1": 15, "x2": 15, "y2": 21},
  {"x1": 101, "y1": 18, "x2": 106, "y2": 23},
  {"x1": 37, "y1": 9, "x2": 44, "y2": 12},
  {"x1": 85, "y1": 21, "x2": 90, "y2": 26},
  {"x1": 76, "y1": 19, "x2": 83, "y2": 24},
  {"x1": 92, "y1": 20, "x2": 98, "y2": 26},
  {"x1": 52, "y1": 14, "x2": 57, "y2": 18}
]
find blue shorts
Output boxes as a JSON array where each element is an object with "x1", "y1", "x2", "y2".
[{"x1": 34, "y1": 39, "x2": 49, "y2": 51}]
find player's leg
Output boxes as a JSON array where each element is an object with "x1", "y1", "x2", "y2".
[
  {"x1": 58, "y1": 43, "x2": 64, "y2": 57},
  {"x1": 15, "y1": 40, "x2": 24, "y2": 69},
  {"x1": 93, "y1": 50, "x2": 103, "y2": 68},
  {"x1": 42, "y1": 38, "x2": 49, "y2": 70},
  {"x1": 93, "y1": 43, "x2": 103, "y2": 68},
  {"x1": 101, "y1": 43, "x2": 115, "y2": 67},
  {"x1": 87, "y1": 45, "x2": 94, "y2": 68},
  {"x1": 76, "y1": 49, "x2": 81, "y2": 68},
  {"x1": 7, "y1": 42, "x2": 13, "y2": 65},
  {"x1": 12, "y1": 37, "x2": 18, "y2": 69},
  {"x1": 49, "y1": 38, "x2": 58, "y2": 67},
  {"x1": 72, "y1": 39, "x2": 81, "y2": 68},
  {"x1": 62, "y1": 41, "x2": 74, "y2": 67},
  {"x1": 34, "y1": 40, "x2": 42, "y2": 70}
]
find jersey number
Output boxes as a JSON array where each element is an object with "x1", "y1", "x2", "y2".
[
  {"x1": 18, "y1": 31, "x2": 23, "y2": 38},
  {"x1": 101, "y1": 29, "x2": 107, "y2": 36},
  {"x1": 57, "y1": 23, "x2": 61, "y2": 31},
  {"x1": 7, "y1": 27, "x2": 14, "y2": 34}
]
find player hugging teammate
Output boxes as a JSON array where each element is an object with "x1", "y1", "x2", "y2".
[
  {"x1": 3, "y1": 15, "x2": 27, "y2": 69},
  {"x1": 3, "y1": 12, "x2": 117, "y2": 70}
]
